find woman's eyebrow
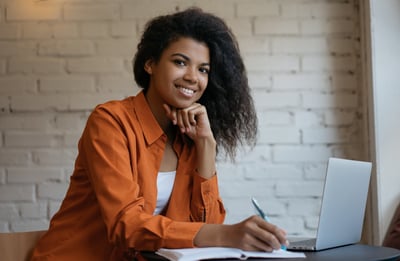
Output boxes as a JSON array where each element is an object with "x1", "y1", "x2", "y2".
[{"x1": 171, "y1": 53, "x2": 210, "y2": 67}]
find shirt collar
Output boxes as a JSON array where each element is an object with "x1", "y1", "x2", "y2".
[{"x1": 133, "y1": 91, "x2": 165, "y2": 146}]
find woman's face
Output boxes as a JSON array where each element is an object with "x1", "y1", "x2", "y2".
[{"x1": 145, "y1": 37, "x2": 210, "y2": 110}]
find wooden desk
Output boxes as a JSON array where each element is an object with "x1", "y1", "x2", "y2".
[{"x1": 140, "y1": 244, "x2": 400, "y2": 261}]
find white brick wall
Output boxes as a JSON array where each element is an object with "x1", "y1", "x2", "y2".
[{"x1": 0, "y1": 0, "x2": 365, "y2": 237}]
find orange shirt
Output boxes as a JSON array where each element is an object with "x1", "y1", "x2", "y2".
[{"x1": 31, "y1": 91, "x2": 226, "y2": 260}]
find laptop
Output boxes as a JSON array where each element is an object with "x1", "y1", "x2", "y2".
[{"x1": 287, "y1": 157, "x2": 372, "y2": 251}]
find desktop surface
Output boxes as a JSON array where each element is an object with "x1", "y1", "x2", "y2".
[{"x1": 140, "y1": 244, "x2": 400, "y2": 261}]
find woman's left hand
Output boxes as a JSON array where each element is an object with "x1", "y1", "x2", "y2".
[{"x1": 163, "y1": 103, "x2": 214, "y2": 142}]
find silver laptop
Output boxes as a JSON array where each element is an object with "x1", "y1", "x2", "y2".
[{"x1": 287, "y1": 157, "x2": 372, "y2": 251}]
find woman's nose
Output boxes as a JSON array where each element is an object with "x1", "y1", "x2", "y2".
[{"x1": 183, "y1": 67, "x2": 198, "y2": 83}]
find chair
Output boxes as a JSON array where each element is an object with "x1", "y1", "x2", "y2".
[
  {"x1": 0, "y1": 230, "x2": 46, "y2": 261},
  {"x1": 383, "y1": 201, "x2": 400, "y2": 250}
]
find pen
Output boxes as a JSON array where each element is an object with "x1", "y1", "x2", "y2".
[{"x1": 251, "y1": 197, "x2": 287, "y2": 250}]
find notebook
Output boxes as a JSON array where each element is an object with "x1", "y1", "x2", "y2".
[
  {"x1": 287, "y1": 157, "x2": 372, "y2": 251},
  {"x1": 155, "y1": 247, "x2": 305, "y2": 261}
]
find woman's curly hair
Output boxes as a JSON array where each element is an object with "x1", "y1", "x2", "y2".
[{"x1": 133, "y1": 7, "x2": 258, "y2": 160}]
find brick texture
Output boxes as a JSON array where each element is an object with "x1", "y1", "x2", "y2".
[{"x1": 0, "y1": 0, "x2": 365, "y2": 237}]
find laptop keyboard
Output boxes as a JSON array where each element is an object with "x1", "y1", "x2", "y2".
[{"x1": 294, "y1": 238, "x2": 316, "y2": 247}]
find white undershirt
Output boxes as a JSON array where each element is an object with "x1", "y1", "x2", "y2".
[{"x1": 153, "y1": 171, "x2": 176, "y2": 215}]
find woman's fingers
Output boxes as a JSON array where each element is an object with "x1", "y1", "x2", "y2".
[{"x1": 232, "y1": 215, "x2": 288, "y2": 251}]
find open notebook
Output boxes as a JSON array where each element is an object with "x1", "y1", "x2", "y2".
[{"x1": 156, "y1": 247, "x2": 305, "y2": 261}]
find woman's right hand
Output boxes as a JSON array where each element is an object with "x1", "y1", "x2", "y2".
[{"x1": 194, "y1": 215, "x2": 288, "y2": 252}]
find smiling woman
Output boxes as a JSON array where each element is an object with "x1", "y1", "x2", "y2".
[{"x1": 29, "y1": 8, "x2": 278, "y2": 261}]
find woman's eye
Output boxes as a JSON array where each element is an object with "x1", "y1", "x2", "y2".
[
  {"x1": 199, "y1": 67, "x2": 209, "y2": 74},
  {"x1": 174, "y1": 59, "x2": 186, "y2": 66}
]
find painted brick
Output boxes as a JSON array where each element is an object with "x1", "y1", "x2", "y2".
[
  {"x1": 310, "y1": 3, "x2": 353, "y2": 18},
  {"x1": 237, "y1": 2, "x2": 279, "y2": 17},
  {"x1": 220, "y1": 179, "x2": 275, "y2": 199},
  {"x1": 38, "y1": 183, "x2": 68, "y2": 200},
  {"x1": 302, "y1": 127, "x2": 350, "y2": 144},
  {"x1": 324, "y1": 110, "x2": 356, "y2": 126},
  {"x1": 0, "y1": 205, "x2": 19, "y2": 219},
  {"x1": 294, "y1": 111, "x2": 323, "y2": 128},
  {"x1": 67, "y1": 58, "x2": 124, "y2": 73},
  {"x1": 0, "y1": 24, "x2": 20, "y2": 39},
  {"x1": 259, "y1": 126, "x2": 300, "y2": 144},
  {"x1": 244, "y1": 54, "x2": 300, "y2": 72},
  {"x1": 52, "y1": 23, "x2": 79, "y2": 39},
  {"x1": 253, "y1": 91, "x2": 300, "y2": 109},
  {"x1": 254, "y1": 18, "x2": 299, "y2": 35},
  {"x1": 64, "y1": 4, "x2": 119, "y2": 21},
  {"x1": 304, "y1": 163, "x2": 327, "y2": 179},
  {"x1": 6, "y1": 3, "x2": 61, "y2": 21},
  {"x1": 332, "y1": 73, "x2": 357, "y2": 90},
  {"x1": 272, "y1": 38, "x2": 328, "y2": 54},
  {"x1": 0, "y1": 42, "x2": 36, "y2": 57},
  {"x1": 0, "y1": 185, "x2": 35, "y2": 201},
  {"x1": 301, "y1": 20, "x2": 355, "y2": 35},
  {"x1": 302, "y1": 56, "x2": 356, "y2": 72},
  {"x1": 232, "y1": 144, "x2": 271, "y2": 163},
  {"x1": 49, "y1": 201, "x2": 62, "y2": 219},
  {"x1": 20, "y1": 202, "x2": 48, "y2": 219},
  {"x1": 0, "y1": 114, "x2": 53, "y2": 131},
  {"x1": 305, "y1": 216, "x2": 319, "y2": 230},
  {"x1": 279, "y1": 217, "x2": 308, "y2": 236},
  {"x1": 0, "y1": 149, "x2": 31, "y2": 166},
  {"x1": 0, "y1": 76, "x2": 37, "y2": 94},
  {"x1": 10, "y1": 219, "x2": 49, "y2": 232},
  {"x1": 328, "y1": 38, "x2": 355, "y2": 54},
  {"x1": 32, "y1": 149, "x2": 77, "y2": 167},
  {"x1": 7, "y1": 167, "x2": 64, "y2": 183},
  {"x1": 38, "y1": 40, "x2": 95, "y2": 56},
  {"x1": 247, "y1": 72, "x2": 272, "y2": 89},
  {"x1": 0, "y1": 59, "x2": 5, "y2": 74},
  {"x1": 96, "y1": 39, "x2": 138, "y2": 56},
  {"x1": 63, "y1": 133, "x2": 81, "y2": 148},
  {"x1": 80, "y1": 22, "x2": 109, "y2": 38},
  {"x1": 302, "y1": 93, "x2": 358, "y2": 109},
  {"x1": 276, "y1": 180, "x2": 324, "y2": 197},
  {"x1": 9, "y1": 57, "x2": 64, "y2": 74},
  {"x1": 22, "y1": 23, "x2": 52, "y2": 39},
  {"x1": 281, "y1": 4, "x2": 313, "y2": 18},
  {"x1": 273, "y1": 74, "x2": 330, "y2": 90},
  {"x1": 0, "y1": 96, "x2": 9, "y2": 113},
  {"x1": 260, "y1": 111, "x2": 292, "y2": 126},
  {"x1": 0, "y1": 169, "x2": 5, "y2": 184},
  {"x1": 288, "y1": 198, "x2": 321, "y2": 216},
  {"x1": 5, "y1": 131, "x2": 60, "y2": 148},
  {"x1": 225, "y1": 18, "x2": 252, "y2": 37},
  {"x1": 98, "y1": 75, "x2": 138, "y2": 93},
  {"x1": 68, "y1": 93, "x2": 126, "y2": 111},
  {"x1": 55, "y1": 113, "x2": 87, "y2": 131},
  {"x1": 239, "y1": 37, "x2": 271, "y2": 54},
  {"x1": 111, "y1": 21, "x2": 137, "y2": 38},
  {"x1": 11, "y1": 95, "x2": 69, "y2": 111},
  {"x1": 243, "y1": 163, "x2": 303, "y2": 180},
  {"x1": 121, "y1": 2, "x2": 176, "y2": 20},
  {"x1": 39, "y1": 76, "x2": 95, "y2": 93},
  {"x1": 273, "y1": 145, "x2": 333, "y2": 162}
]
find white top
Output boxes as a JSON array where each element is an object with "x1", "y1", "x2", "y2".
[{"x1": 153, "y1": 171, "x2": 176, "y2": 215}]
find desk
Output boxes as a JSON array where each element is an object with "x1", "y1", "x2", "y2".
[{"x1": 140, "y1": 244, "x2": 400, "y2": 261}]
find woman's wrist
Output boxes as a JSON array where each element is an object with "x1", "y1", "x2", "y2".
[{"x1": 195, "y1": 137, "x2": 217, "y2": 179}]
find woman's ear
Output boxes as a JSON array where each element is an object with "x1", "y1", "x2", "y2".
[{"x1": 144, "y1": 60, "x2": 153, "y2": 75}]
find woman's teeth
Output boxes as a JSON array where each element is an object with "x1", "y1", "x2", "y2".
[{"x1": 179, "y1": 87, "x2": 194, "y2": 95}]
